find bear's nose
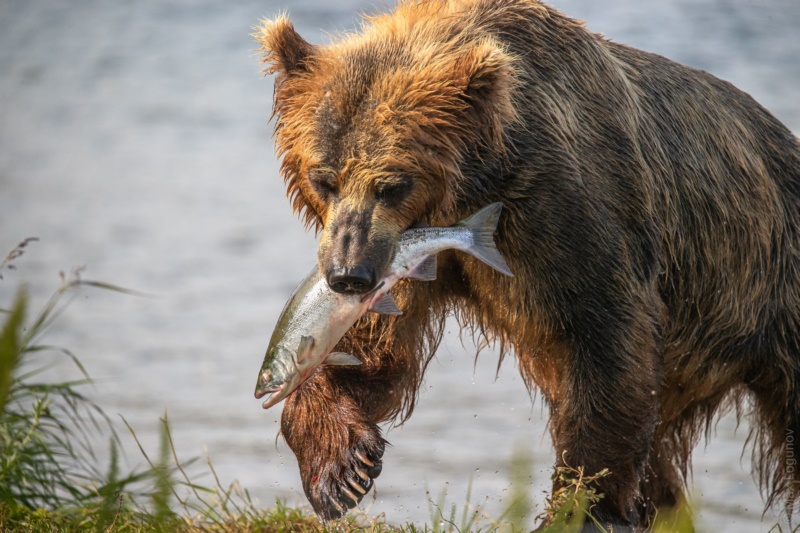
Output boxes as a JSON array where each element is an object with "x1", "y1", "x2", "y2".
[{"x1": 326, "y1": 265, "x2": 376, "y2": 294}]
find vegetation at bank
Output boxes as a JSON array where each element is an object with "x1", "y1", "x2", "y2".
[{"x1": 0, "y1": 239, "x2": 738, "y2": 532}]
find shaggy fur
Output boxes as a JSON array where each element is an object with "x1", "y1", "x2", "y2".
[{"x1": 256, "y1": 0, "x2": 800, "y2": 528}]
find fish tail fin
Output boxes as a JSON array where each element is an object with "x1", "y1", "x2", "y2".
[{"x1": 456, "y1": 202, "x2": 514, "y2": 277}]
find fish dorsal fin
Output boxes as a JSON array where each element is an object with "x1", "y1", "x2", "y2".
[
  {"x1": 296, "y1": 335, "x2": 315, "y2": 363},
  {"x1": 370, "y1": 292, "x2": 403, "y2": 315},
  {"x1": 324, "y1": 352, "x2": 362, "y2": 366},
  {"x1": 408, "y1": 255, "x2": 437, "y2": 281}
]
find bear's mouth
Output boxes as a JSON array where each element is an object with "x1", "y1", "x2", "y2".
[{"x1": 409, "y1": 216, "x2": 430, "y2": 229}]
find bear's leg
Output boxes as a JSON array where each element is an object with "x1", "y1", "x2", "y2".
[
  {"x1": 280, "y1": 369, "x2": 389, "y2": 520},
  {"x1": 278, "y1": 300, "x2": 438, "y2": 520},
  {"x1": 545, "y1": 303, "x2": 662, "y2": 529},
  {"x1": 747, "y1": 372, "x2": 800, "y2": 520},
  {"x1": 638, "y1": 434, "x2": 687, "y2": 526}
]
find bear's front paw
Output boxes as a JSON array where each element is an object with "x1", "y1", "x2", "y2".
[{"x1": 303, "y1": 426, "x2": 386, "y2": 521}]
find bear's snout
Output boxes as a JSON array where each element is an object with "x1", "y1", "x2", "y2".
[
  {"x1": 326, "y1": 264, "x2": 376, "y2": 294},
  {"x1": 319, "y1": 201, "x2": 398, "y2": 295}
]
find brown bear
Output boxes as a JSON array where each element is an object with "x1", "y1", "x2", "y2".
[{"x1": 255, "y1": 0, "x2": 800, "y2": 528}]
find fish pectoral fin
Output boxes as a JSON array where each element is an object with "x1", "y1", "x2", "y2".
[
  {"x1": 369, "y1": 292, "x2": 403, "y2": 315},
  {"x1": 408, "y1": 255, "x2": 437, "y2": 281},
  {"x1": 296, "y1": 335, "x2": 316, "y2": 363},
  {"x1": 324, "y1": 352, "x2": 362, "y2": 366}
]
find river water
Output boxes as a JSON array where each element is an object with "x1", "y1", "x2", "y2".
[{"x1": 1, "y1": 1, "x2": 798, "y2": 531}]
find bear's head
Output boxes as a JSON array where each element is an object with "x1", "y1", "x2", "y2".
[{"x1": 257, "y1": 6, "x2": 517, "y2": 294}]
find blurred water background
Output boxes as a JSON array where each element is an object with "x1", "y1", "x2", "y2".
[{"x1": 1, "y1": 1, "x2": 798, "y2": 530}]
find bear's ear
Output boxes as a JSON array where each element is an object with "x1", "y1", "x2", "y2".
[
  {"x1": 450, "y1": 40, "x2": 518, "y2": 143},
  {"x1": 255, "y1": 16, "x2": 316, "y2": 76}
]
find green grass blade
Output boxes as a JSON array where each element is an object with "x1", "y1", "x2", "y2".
[{"x1": 0, "y1": 288, "x2": 26, "y2": 413}]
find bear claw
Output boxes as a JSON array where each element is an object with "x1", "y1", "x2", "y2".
[
  {"x1": 348, "y1": 477, "x2": 367, "y2": 494},
  {"x1": 355, "y1": 450, "x2": 374, "y2": 467},
  {"x1": 328, "y1": 495, "x2": 345, "y2": 515},
  {"x1": 341, "y1": 486, "x2": 359, "y2": 503},
  {"x1": 301, "y1": 428, "x2": 386, "y2": 521}
]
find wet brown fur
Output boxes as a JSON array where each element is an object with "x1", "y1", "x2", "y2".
[{"x1": 257, "y1": 0, "x2": 800, "y2": 527}]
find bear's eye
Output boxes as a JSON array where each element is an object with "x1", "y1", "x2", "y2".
[
  {"x1": 375, "y1": 177, "x2": 412, "y2": 207},
  {"x1": 308, "y1": 171, "x2": 338, "y2": 199}
]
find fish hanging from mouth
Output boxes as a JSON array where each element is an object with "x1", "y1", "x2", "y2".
[{"x1": 254, "y1": 202, "x2": 513, "y2": 409}]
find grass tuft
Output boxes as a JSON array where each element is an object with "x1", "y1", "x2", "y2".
[{"x1": 538, "y1": 451, "x2": 610, "y2": 532}]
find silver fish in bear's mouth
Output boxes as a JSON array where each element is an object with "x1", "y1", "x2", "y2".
[{"x1": 254, "y1": 202, "x2": 513, "y2": 409}]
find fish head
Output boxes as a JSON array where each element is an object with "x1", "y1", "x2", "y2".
[{"x1": 254, "y1": 345, "x2": 298, "y2": 409}]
